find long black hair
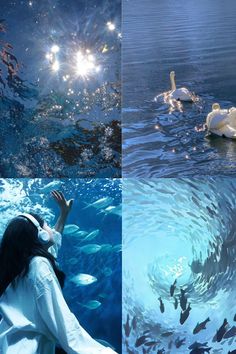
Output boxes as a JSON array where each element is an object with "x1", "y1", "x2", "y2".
[{"x1": 0, "y1": 213, "x2": 65, "y2": 296}]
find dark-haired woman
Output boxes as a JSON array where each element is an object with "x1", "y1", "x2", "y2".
[{"x1": 0, "y1": 190, "x2": 117, "y2": 354}]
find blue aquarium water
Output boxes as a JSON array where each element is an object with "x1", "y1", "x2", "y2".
[
  {"x1": 0, "y1": 0, "x2": 121, "y2": 177},
  {"x1": 0, "y1": 178, "x2": 121, "y2": 352},
  {"x1": 123, "y1": 178, "x2": 236, "y2": 353},
  {"x1": 123, "y1": 0, "x2": 236, "y2": 177}
]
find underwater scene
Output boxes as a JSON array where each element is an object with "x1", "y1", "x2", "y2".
[
  {"x1": 0, "y1": 0, "x2": 121, "y2": 177},
  {"x1": 0, "y1": 178, "x2": 121, "y2": 352},
  {"x1": 123, "y1": 178, "x2": 236, "y2": 353},
  {"x1": 123, "y1": 0, "x2": 236, "y2": 177}
]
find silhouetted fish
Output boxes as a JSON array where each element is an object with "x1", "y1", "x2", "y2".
[
  {"x1": 234, "y1": 314, "x2": 236, "y2": 321},
  {"x1": 131, "y1": 316, "x2": 137, "y2": 330},
  {"x1": 135, "y1": 334, "x2": 149, "y2": 347},
  {"x1": 215, "y1": 319, "x2": 228, "y2": 342},
  {"x1": 180, "y1": 303, "x2": 191, "y2": 325},
  {"x1": 158, "y1": 297, "x2": 165, "y2": 313},
  {"x1": 123, "y1": 314, "x2": 131, "y2": 337},
  {"x1": 175, "y1": 336, "x2": 186, "y2": 348},
  {"x1": 179, "y1": 288, "x2": 187, "y2": 311},
  {"x1": 193, "y1": 317, "x2": 210, "y2": 334},
  {"x1": 174, "y1": 296, "x2": 178, "y2": 310},
  {"x1": 161, "y1": 331, "x2": 173, "y2": 337},
  {"x1": 170, "y1": 279, "x2": 177, "y2": 297},
  {"x1": 224, "y1": 325, "x2": 236, "y2": 339}
]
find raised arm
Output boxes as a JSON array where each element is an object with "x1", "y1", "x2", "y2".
[{"x1": 52, "y1": 190, "x2": 73, "y2": 234}]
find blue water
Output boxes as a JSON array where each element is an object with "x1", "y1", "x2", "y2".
[
  {"x1": 123, "y1": 0, "x2": 236, "y2": 177},
  {"x1": 123, "y1": 178, "x2": 236, "y2": 353},
  {"x1": 0, "y1": 178, "x2": 121, "y2": 352},
  {"x1": 0, "y1": 0, "x2": 121, "y2": 177}
]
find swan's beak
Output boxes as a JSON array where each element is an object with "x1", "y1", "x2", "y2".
[{"x1": 170, "y1": 71, "x2": 175, "y2": 76}]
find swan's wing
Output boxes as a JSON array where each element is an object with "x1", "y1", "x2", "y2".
[
  {"x1": 212, "y1": 124, "x2": 236, "y2": 138},
  {"x1": 207, "y1": 112, "x2": 228, "y2": 130},
  {"x1": 227, "y1": 108, "x2": 236, "y2": 128},
  {"x1": 170, "y1": 88, "x2": 193, "y2": 101}
]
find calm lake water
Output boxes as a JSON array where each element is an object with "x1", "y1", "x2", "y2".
[{"x1": 123, "y1": 0, "x2": 236, "y2": 177}]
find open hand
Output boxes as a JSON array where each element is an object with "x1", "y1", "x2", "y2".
[{"x1": 51, "y1": 190, "x2": 73, "y2": 215}]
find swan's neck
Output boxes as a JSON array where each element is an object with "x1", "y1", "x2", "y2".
[{"x1": 170, "y1": 75, "x2": 176, "y2": 91}]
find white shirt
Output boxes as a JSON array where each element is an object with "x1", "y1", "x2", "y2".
[{"x1": 0, "y1": 233, "x2": 117, "y2": 354}]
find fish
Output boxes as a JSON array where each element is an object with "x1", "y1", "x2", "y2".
[
  {"x1": 63, "y1": 224, "x2": 80, "y2": 235},
  {"x1": 168, "y1": 340, "x2": 173, "y2": 349},
  {"x1": 180, "y1": 303, "x2": 191, "y2": 325},
  {"x1": 223, "y1": 325, "x2": 236, "y2": 339},
  {"x1": 170, "y1": 279, "x2": 177, "y2": 297},
  {"x1": 190, "y1": 348, "x2": 211, "y2": 354},
  {"x1": 234, "y1": 314, "x2": 236, "y2": 321},
  {"x1": 98, "y1": 293, "x2": 108, "y2": 299},
  {"x1": 158, "y1": 297, "x2": 165, "y2": 313},
  {"x1": 215, "y1": 319, "x2": 228, "y2": 342},
  {"x1": 161, "y1": 331, "x2": 174, "y2": 337},
  {"x1": 189, "y1": 342, "x2": 208, "y2": 350},
  {"x1": 193, "y1": 317, "x2": 210, "y2": 334},
  {"x1": 103, "y1": 205, "x2": 122, "y2": 217},
  {"x1": 157, "y1": 349, "x2": 165, "y2": 354},
  {"x1": 80, "y1": 244, "x2": 101, "y2": 255},
  {"x1": 144, "y1": 340, "x2": 160, "y2": 347},
  {"x1": 70, "y1": 273, "x2": 97, "y2": 286},
  {"x1": 100, "y1": 244, "x2": 113, "y2": 252},
  {"x1": 135, "y1": 335, "x2": 149, "y2": 348},
  {"x1": 39, "y1": 181, "x2": 62, "y2": 192},
  {"x1": 228, "y1": 351, "x2": 236, "y2": 354},
  {"x1": 102, "y1": 267, "x2": 113, "y2": 277},
  {"x1": 175, "y1": 336, "x2": 186, "y2": 348},
  {"x1": 131, "y1": 316, "x2": 137, "y2": 330},
  {"x1": 174, "y1": 296, "x2": 178, "y2": 310},
  {"x1": 82, "y1": 229, "x2": 99, "y2": 242},
  {"x1": 179, "y1": 288, "x2": 187, "y2": 311},
  {"x1": 112, "y1": 244, "x2": 122, "y2": 253},
  {"x1": 83, "y1": 197, "x2": 114, "y2": 210},
  {"x1": 73, "y1": 231, "x2": 88, "y2": 238},
  {"x1": 123, "y1": 314, "x2": 131, "y2": 337},
  {"x1": 78, "y1": 300, "x2": 101, "y2": 310}
]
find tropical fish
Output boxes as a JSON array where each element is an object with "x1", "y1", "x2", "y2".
[
  {"x1": 63, "y1": 224, "x2": 80, "y2": 235},
  {"x1": 83, "y1": 197, "x2": 114, "y2": 210},
  {"x1": 234, "y1": 314, "x2": 236, "y2": 321},
  {"x1": 98, "y1": 293, "x2": 108, "y2": 299},
  {"x1": 70, "y1": 273, "x2": 97, "y2": 286},
  {"x1": 144, "y1": 340, "x2": 160, "y2": 347},
  {"x1": 80, "y1": 244, "x2": 101, "y2": 255},
  {"x1": 123, "y1": 314, "x2": 131, "y2": 337},
  {"x1": 180, "y1": 303, "x2": 191, "y2": 325},
  {"x1": 78, "y1": 300, "x2": 101, "y2": 310},
  {"x1": 68, "y1": 257, "x2": 78, "y2": 265},
  {"x1": 157, "y1": 349, "x2": 165, "y2": 354},
  {"x1": 158, "y1": 297, "x2": 165, "y2": 313},
  {"x1": 40, "y1": 181, "x2": 62, "y2": 192},
  {"x1": 82, "y1": 229, "x2": 99, "y2": 242},
  {"x1": 170, "y1": 279, "x2": 177, "y2": 297},
  {"x1": 193, "y1": 318, "x2": 210, "y2": 334}
]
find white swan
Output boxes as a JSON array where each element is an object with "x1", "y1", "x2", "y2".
[
  {"x1": 168, "y1": 71, "x2": 194, "y2": 102},
  {"x1": 206, "y1": 103, "x2": 236, "y2": 139}
]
